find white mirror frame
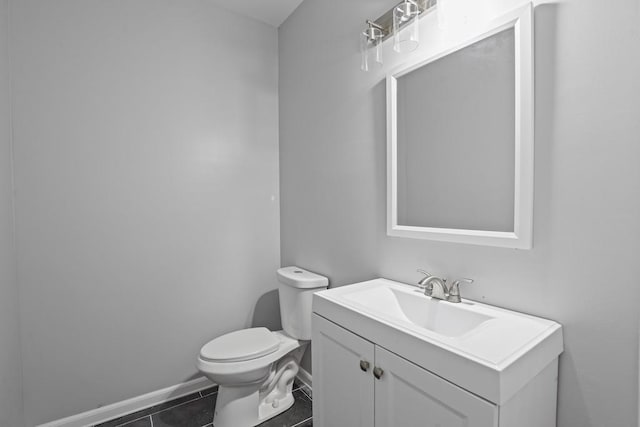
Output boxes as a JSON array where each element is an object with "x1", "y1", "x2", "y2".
[{"x1": 387, "y1": 4, "x2": 534, "y2": 249}]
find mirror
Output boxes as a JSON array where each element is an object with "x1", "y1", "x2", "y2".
[{"x1": 387, "y1": 5, "x2": 533, "y2": 248}]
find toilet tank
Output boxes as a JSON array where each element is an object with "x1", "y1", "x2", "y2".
[{"x1": 277, "y1": 266, "x2": 329, "y2": 340}]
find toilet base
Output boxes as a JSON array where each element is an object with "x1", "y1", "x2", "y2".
[{"x1": 212, "y1": 345, "x2": 306, "y2": 427}]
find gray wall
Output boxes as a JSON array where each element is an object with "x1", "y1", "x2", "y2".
[
  {"x1": 279, "y1": 1, "x2": 640, "y2": 426},
  {"x1": 11, "y1": 1, "x2": 281, "y2": 425},
  {"x1": 0, "y1": 0, "x2": 24, "y2": 425}
]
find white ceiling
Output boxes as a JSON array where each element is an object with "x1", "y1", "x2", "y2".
[{"x1": 209, "y1": 0, "x2": 304, "y2": 27}]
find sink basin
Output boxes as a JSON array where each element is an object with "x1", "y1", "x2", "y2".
[
  {"x1": 313, "y1": 278, "x2": 563, "y2": 405},
  {"x1": 341, "y1": 285, "x2": 492, "y2": 337}
]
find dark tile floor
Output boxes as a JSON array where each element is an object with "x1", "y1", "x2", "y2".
[{"x1": 94, "y1": 379, "x2": 313, "y2": 427}]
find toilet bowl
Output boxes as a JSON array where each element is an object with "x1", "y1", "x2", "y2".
[
  {"x1": 196, "y1": 267, "x2": 328, "y2": 427},
  {"x1": 197, "y1": 329, "x2": 306, "y2": 427}
]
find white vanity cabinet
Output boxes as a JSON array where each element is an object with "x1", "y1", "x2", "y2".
[
  {"x1": 312, "y1": 314, "x2": 498, "y2": 427},
  {"x1": 311, "y1": 278, "x2": 563, "y2": 427}
]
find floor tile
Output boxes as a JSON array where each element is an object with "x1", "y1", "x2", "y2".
[
  {"x1": 299, "y1": 384, "x2": 312, "y2": 400},
  {"x1": 152, "y1": 394, "x2": 215, "y2": 427},
  {"x1": 119, "y1": 417, "x2": 152, "y2": 427},
  {"x1": 199, "y1": 386, "x2": 218, "y2": 397},
  {"x1": 95, "y1": 380, "x2": 310, "y2": 427},
  {"x1": 258, "y1": 390, "x2": 312, "y2": 427},
  {"x1": 94, "y1": 392, "x2": 202, "y2": 427}
]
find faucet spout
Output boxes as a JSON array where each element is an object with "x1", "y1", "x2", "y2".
[
  {"x1": 416, "y1": 269, "x2": 475, "y2": 303},
  {"x1": 422, "y1": 276, "x2": 448, "y2": 300}
]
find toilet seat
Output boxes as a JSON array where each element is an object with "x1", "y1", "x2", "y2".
[
  {"x1": 200, "y1": 327, "x2": 280, "y2": 363},
  {"x1": 197, "y1": 330, "x2": 303, "y2": 385}
]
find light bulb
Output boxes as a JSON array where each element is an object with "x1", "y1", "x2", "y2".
[
  {"x1": 360, "y1": 23, "x2": 384, "y2": 72},
  {"x1": 393, "y1": 0, "x2": 420, "y2": 53}
]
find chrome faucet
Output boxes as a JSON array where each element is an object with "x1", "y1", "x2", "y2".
[
  {"x1": 416, "y1": 269, "x2": 474, "y2": 303},
  {"x1": 416, "y1": 269, "x2": 448, "y2": 300}
]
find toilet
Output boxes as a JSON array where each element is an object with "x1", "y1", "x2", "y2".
[{"x1": 196, "y1": 266, "x2": 328, "y2": 427}]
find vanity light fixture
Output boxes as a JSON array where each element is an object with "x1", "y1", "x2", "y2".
[{"x1": 360, "y1": 0, "x2": 437, "y2": 72}]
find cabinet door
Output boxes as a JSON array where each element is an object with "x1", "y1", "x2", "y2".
[
  {"x1": 312, "y1": 314, "x2": 375, "y2": 427},
  {"x1": 374, "y1": 346, "x2": 498, "y2": 427}
]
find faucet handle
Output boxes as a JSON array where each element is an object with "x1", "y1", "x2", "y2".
[
  {"x1": 416, "y1": 269, "x2": 433, "y2": 290},
  {"x1": 447, "y1": 278, "x2": 474, "y2": 303},
  {"x1": 416, "y1": 269, "x2": 431, "y2": 277}
]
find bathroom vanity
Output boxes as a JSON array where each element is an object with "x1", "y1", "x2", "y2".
[{"x1": 311, "y1": 279, "x2": 563, "y2": 427}]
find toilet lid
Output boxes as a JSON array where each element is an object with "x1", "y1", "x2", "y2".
[{"x1": 200, "y1": 327, "x2": 280, "y2": 363}]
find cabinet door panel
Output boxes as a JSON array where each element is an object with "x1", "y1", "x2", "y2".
[
  {"x1": 374, "y1": 346, "x2": 498, "y2": 427},
  {"x1": 312, "y1": 314, "x2": 375, "y2": 427}
]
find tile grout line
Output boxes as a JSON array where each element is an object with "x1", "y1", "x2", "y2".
[
  {"x1": 300, "y1": 387, "x2": 312, "y2": 400},
  {"x1": 147, "y1": 394, "x2": 212, "y2": 418},
  {"x1": 291, "y1": 416, "x2": 313, "y2": 427},
  {"x1": 149, "y1": 415, "x2": 154, "y2": 427}
]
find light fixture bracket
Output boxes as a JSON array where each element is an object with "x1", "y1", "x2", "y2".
[{"x1": 363, "y1": 20, "x2": 385, "y2": 41}]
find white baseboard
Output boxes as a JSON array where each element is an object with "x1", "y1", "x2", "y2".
[
  {"x1": 37, "y1": 376, "x2": 215, "y2": 427},
  {"x1": 296, "y1": 366, "x2": 312, "y2": 388}
]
